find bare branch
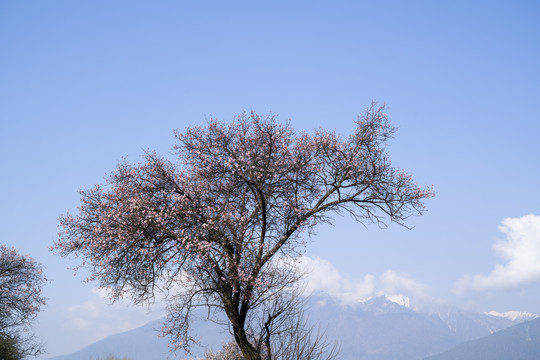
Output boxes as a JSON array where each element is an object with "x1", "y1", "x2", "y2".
[{"x1": 53, "y1": 106, "x2": 433, "y2": 360}]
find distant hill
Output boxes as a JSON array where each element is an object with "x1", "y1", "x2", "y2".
[
  {"x1": 47, "y1": 319, "x2": 176, "y2": 360},
  {"x1": 47, "y1": 317, "x2": 229, "y2": 360},
  {"x1": 424, "y1": 317, "x2": 540, "y2": 360},
  {"x1": 47, "y1": 295, "x2": 534, "y2": 360},
  {"x1": 308, "y1": 296, "x2": 520, "y2": 360}
]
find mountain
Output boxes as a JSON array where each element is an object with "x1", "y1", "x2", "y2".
[
  {"x1": 48, "y1": 295, "x2": 535, "y2": 360},
  {"x1": 307, "y1": 295, "x2": 522, "y2": 360},
  {"x1": 424, "y1": 317, "x2": 540, "y2": 360},
  {"x1": 426, "y1": 303, "x2": 519, "y2": 341},
  {"x1": 47, "y1": 317, "x2": 228, "y2": 360},
  {"x1": 309, "y1": 296, "x2": 459, "y2": 360},
  {"x1": 47, "y1": 319, "x2": 176, "y2": 360},
  {"x1": 485, "y1": 310, "x2": 538, "y2": 322}
]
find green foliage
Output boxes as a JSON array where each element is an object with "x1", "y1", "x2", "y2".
[
  {"x1": 0, "y1": 333, "x2": 23, "y2": 360},
  {"x1": 0, "y1": 245, "x2": 47, "y2": 358}
]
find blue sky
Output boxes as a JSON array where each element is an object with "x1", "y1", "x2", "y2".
[{"x1": 1, "y1": 1, "x2": 540, "y2": 358}]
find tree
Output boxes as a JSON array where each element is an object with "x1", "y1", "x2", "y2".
[
  {"x1": 202, "y1": 287, "x2": 339, "y2": 360},
  {"x1": 259, "y1": 291, "x2": 340, "y2": 360},
  {"x1": 54, "y1": 104, "x2": 433, "y2": 360},
  {"x1": 0, "y1": 333, "x2": 23, "y2": 360},
  {"x1": 0, "y1": 245, "x2": 47, "y2": 358},
  {"x1": 262, "y1": 301, "x2": 340, "y2": 360},
  {"x1": 203, "y1": 282, "x2": 340, "y2": 360}
]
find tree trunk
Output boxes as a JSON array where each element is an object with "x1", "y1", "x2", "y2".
[
  {"x1": 234, "y1": 330, "x2": 261, "y2": 360},
  {"x1": 224, "y1": 298, "x2": 262, "y2": 360}
]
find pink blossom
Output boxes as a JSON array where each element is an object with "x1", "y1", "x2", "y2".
[{"x1": 53, "y1": 104, "x2": 434, "y2": 357}]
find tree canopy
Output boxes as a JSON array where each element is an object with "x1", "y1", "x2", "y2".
[
  {"x1": 54, "y1": 104, "x2": 433, "y2": 360},
  {"x1": 0, "y1": 245, "x2": 47, "y2": 358}
]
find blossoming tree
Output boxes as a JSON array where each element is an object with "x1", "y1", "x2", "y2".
[
  {"x1": 54, "y1": 104, "x2": 433, "y2": 360},
  {"x1": 0, "y1": 245, "x2": 47, "y2": 358}
]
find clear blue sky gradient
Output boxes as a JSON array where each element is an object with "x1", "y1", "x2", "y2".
[{"x1": 1, "y1": 1, "x2": 539, "y2": 357}]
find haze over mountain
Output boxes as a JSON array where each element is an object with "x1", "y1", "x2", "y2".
[
  {"x1": 48, "y1": 294, "x2": 536, "y2": 360},
  {"x1": 47, "y1": 316, "x2": 228, "y2": 360},
  {"x1": 308, "y1": 295, "x2": 530, "y2": 360},
  {"x1": 424, "y1": 317, "x2": 540, "y2": 360}
]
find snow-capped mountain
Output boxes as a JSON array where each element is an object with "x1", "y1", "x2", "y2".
[
  {"x1": 353, "y1": 293, "x2": 531, "y2": 340},
  {"x1": 485, "y1": 310, "x2": 539, "y2": 322},
  {"x1": 48, "y1": 294, "x2": 538, "y2": 360},
  {"x1": 355, "y1": 294, "x2": 415, "y2": 315},
  {"x1": 357, "y1": 294, "x2": 412, "y2": 309},
  {"x1": 425, "y1": 317, "x2": 540, "y2": 360},
  {"x1": 432, "y1": 306, "x2": 517, "y2": 340},
  {"x1": 385, "y1": 294, "x2": 412, "y2": 308},
  {"x1": 308, "y1": 294, "x2": 536, "y2": 360}
]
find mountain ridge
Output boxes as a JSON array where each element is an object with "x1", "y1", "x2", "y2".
[
  {"x1": 424, "y1": 317, "x2": 540, "y2": 360},
  {"x1": 48, "y1": 295, "x2": 536, "y2": 360}
]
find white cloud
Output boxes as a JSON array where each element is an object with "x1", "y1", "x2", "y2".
[
  {"x1": 380, "y1": 270, "x2": 426, "y2": 298},
  {"x1": 298, "y1": 256, "x2": 434, "y2": 309},
  {"x1": 36, "y1": 287, "x2": 165, "y2": 359},
  {"x1": 66, "y1": 287, "x2": 164, "y2": 343},
  {"x1": 454, "y1": 214, "x2": 540, "y2": 294},
  {"x1": 299, "y1": 256, "x2": 375, "y2": 304}
]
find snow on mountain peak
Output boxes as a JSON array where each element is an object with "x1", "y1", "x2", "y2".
[
  {"x1": 485, "y1": 310, "x2": 539, "y2": 322},
  {"x1": 356, "y1": 294, "x2": 412, "y2": 309},
  {"x1": 385, "y1": 294, "x2": 411, "y2": 308}
]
